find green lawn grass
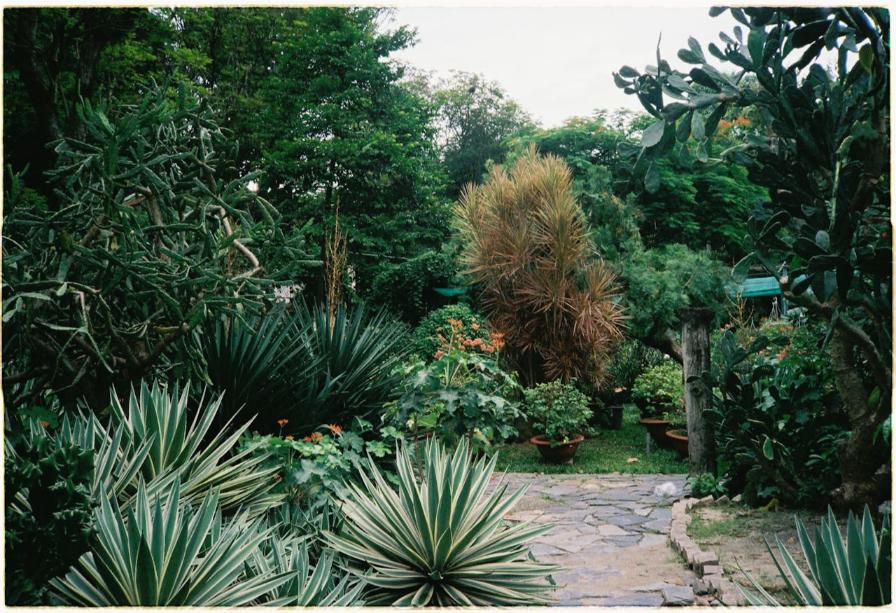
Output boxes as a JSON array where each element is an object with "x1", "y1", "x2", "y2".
[{"x1": 494, "y1": 405, "x2": 688, "y2": 474}]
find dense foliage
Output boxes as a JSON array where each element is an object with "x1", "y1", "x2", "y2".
[
  {"x1": 631, "y1": 361, "x2": 684, "y2": 418},
  {"x1": 616, "y1": 6, "x2": 890, "y2": 508},
  {"x1": 411, "y1": 303, "x2": 491, "y2": 360}
]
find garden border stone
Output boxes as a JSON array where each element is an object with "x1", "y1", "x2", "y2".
[{"x1": 667, "y1": 496, "x2": 746, "y2": 606}]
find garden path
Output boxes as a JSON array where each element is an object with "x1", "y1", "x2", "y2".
[{"x1": 491, "y1": 473, "x2": 713, "y2": 606}]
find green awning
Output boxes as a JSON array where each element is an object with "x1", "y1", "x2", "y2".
[
  {"x1": 433, "y1": 287, "x2": 468, "y2": 297},
  {"x1": 736, "y1": 276, "x2": 781, "y2": 298}
]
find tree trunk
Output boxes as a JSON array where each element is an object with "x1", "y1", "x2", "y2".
[
  {"x1": 680, "y1": 307, "x2": 715, "y2": 475},
  {"x1": 829, "y1": 327, "x2": 891, "y2": 510}
]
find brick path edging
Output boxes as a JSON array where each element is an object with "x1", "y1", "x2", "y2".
[{"x1": 668, "y1": 495, "x2": 747, "y2": 606}]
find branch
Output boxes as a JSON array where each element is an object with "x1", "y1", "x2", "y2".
[{"x1": 210, "y1": 205, "x2": 262, "y2": 279}]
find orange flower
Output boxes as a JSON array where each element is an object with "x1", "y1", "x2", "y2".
[
  {"x1": 434, "y1": 350, "x2": 444, "y2": 360},
  {"x1": 447, "y1": 318, "x2": 463, "y2": 329},
  {"x1": 777, "y1": 348, "x2": 788, "y2": 361},
  {"x1": 326, "y1": 424, "x2": 342, "y2": 435},
  {"x1": 285, "y1": 435, "x2": 294, "y2": 441},
  {"x1": 277, "y1": 418, "x2": 289, "y2": 427},
  {"x1": 309, "y1": 431, "x2": 323, "y2": 442},
  {"x1": 40, "y1": 421, "x2": 50, "y2": 428}
]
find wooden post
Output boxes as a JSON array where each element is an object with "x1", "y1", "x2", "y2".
[{"x1": 680, "y1": 307, "x2": 715, "y2": 475}]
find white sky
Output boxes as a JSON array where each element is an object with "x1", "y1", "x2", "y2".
[{"x1": 387, "y1": 6, "x2": 739, "y2": 128}]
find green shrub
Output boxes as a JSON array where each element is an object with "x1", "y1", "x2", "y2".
[
  {"x1": 240, "y1": 419, "x2": 403, "y2": 513},
  {"x1": 740, "y1": 506, "x2": 890, "y2": 606},
  {"x1": 710, "y1": 328, "x2": 849, "y2": 508},
  {"x1": 368, "y1": 249, "x2": 460, "y2": 323},
  {"x1": 384, "y1": 347, "x2": 522, "y2": 454},
  {"x1": 412, "y1": 303, "x2": 491, "y2": 361},
  {"x1": 687, "y1": 473, "x2": 726, "y2": 499},
  {"x1": 4, "y1": 423, "x2": 94, "y2": 605},
  {"x1": 288, "y1": 301, "x2": 409, "y2": 430},
  {"x1": 603, "y1": 338, "x2": 665, "y2": 398},
  {"x1": 324, "y1": 438, "x2": 557, "y2": 605},
  {"x1": 631, "y1": 361, "x2": 683, "y2": 417},
  {"x1": 524, "y1": 380, "x2": 592, "y2": 445}
]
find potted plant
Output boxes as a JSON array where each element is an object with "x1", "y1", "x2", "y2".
[
  {"x1": 663, "y1": 407, "x2": 688, "y2": 459},
  {"x1": 524, "y1": 381, "x2": 592, "y2": 463},
  {"x1": 632, "y1": 361, "x2": 683, "y2": 450}
]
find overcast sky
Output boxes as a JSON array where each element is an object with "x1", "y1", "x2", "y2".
[{"x1": 387, "y1": 6, "x2": 739, "y2": 127}]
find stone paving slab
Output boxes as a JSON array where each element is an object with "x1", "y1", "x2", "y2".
[{"x1": 488, "y1": 473, "x2": 715, "y2": 606}]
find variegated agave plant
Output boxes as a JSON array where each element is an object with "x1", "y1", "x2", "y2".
[
  {"x1": 739, "y1": 505, "x2": 890, "y2": 606},
  {"x1": 50, "y1": 480, "x2": 290, "y2": 606},
  {"x1": 325, "y1": 437, "x2": 557, "y2": 606}
]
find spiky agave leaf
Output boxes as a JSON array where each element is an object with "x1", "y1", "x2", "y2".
[
  {"x1": 739, "y1": 504, "x2": 891, "y2": 605},
  {"x1": 325, "y1": 437, "x2": 557, "y2": 606},
  {"x1": 49, "y1": 479, "x2": 291, "y2": 606},
  {"x1": 109, "y1": 380, "x2": 283, "y2": 513},
  {"x1": 247, "y1": 535, "x2": 365, "y2": 606},
  {"x1": 291, "y1": 301, "x2": 409, "y2": 428}
]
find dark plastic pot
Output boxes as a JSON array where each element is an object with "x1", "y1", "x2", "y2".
[
  {"x1": 639, "y1": 418, "x2": 675, "y2": 450},
  {"x1": 530, "y1": 434, "x2": 585, "y2": 464},
  {"x1": 665, "y1": 428, "x2": 689, "y2": 459}
]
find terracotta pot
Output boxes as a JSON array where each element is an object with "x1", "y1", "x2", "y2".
[
  {"x1": 639, "y1": 418, "x2": 675, "y2": 450},
  {"x1": 665, "y1": 428, "x2": 689, "y2": 459},
  {"x1": 530, "y1": 434, "x2": 585, "y2": 464}
]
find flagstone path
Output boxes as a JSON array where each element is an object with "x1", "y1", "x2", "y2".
[{"x1": 490, "y1": 473, "x2": 718, "y2": 606}]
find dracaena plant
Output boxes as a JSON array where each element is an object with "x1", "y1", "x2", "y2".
[
  {"x1": 739, "y1": 505, "x2": 891, "y2": 606},
  {"x1": 325, "y1": 437, "x2": 557, "y2": 606},
  {"x1": 454, "y1": 147, "x2": 624, "y2": 387},
  {"x1": 50, "y1": 480, "x2": 290, "y2": 606}
]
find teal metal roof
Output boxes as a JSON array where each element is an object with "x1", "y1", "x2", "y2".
[
  {"x1": 738, "y1": 276, "x2": 781, "y2": 297},
  {"x1": 433, "y1": 287, "x2": 468, "y2": 297}
]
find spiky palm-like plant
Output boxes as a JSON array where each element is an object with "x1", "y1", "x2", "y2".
[
  {"x1": 740, "y1": 505, "x2": 891, "y2": 606},
  {"x1": 454, "y1": 147, "x2": 624, "y2": 386},
  {"x1": 325, "y1": 437, "x2": 557, "y2": 606},
  {"x1": 50, "y1": 480, "x2": 290, "y2": 606}
]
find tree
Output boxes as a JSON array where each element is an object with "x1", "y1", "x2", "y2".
[
  {"x1": 256, "y1": 8, "x2": 449, "y2": 297},
  {"x1": 3, "y1": 8, "x2": 146, "y2": 193},
  {"x1": 615, "y1": 7, "x2": 890, "y2": 508},
  {"x1": 2, "y1": 88, "x2": 313, "y2": 409},
  {"x1": 454, "y1": 148, "x2": 624, "y2": 386},
  {"x1": 432, "y1": 72, "x2": 534, "y2": 197}
]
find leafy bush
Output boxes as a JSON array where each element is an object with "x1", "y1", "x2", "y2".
[
  {"x1": 740, "y1": 506, "x2": 891, "y2": 606},
  {"x1": 454, "y1": 148, "x2": 624, "y2": 386},
  {"x1": 4, "y1": 424, "x2": 95, "y2": 605},
  {"x1": 368, "y1": 249, "x2": 460, "y2": 323},
  {"x1": 524, "y1": 381, "x2": 592, "y2": 445},
  {"x1": 51, "y1": 480, "x2": 290, "y2": 606},
  {"x1": 325, "y1": 438, "x2": 557, "y2": 605},
  {"x1": 240, "y1": 419, "x2": 402, "y2": 513},
  {"x1": 631, "y1": 361, "x2": 683, "y2": 417},
  {"x1": 412, "y1": 303, "x2": 492, "y2": 361},
  {"x1": 710, "y1": 329, "x2": 849, "y2": 508},
  {"x1": 384, "y1": 346, "x2": 522, "y2": 454},
  {"x1": 687, "y1": 473, "x2": 727, "y2": 499},
  {"x1": 602, "y1": 338, "x2": 666, "y2": 398}
]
